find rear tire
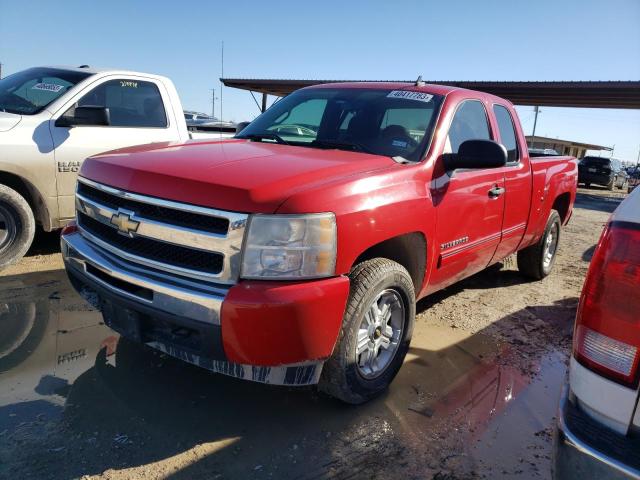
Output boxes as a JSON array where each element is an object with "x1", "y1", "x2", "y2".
[
  {"x1": 0, "y1": 185, "x2": 35, "y2": 270},
  {"x1": 318, "y1": 258, "x2": 415, "y2": 404},
  {"x1": 517, "y1": 210, "x2": 561, "y2": 280}
]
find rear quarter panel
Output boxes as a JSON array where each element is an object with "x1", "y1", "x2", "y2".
[{"x1": 521, "y1": 156, "x2": 577, "y2": 248}]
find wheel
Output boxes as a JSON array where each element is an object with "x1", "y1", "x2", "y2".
[
  {"x1": 517, "y1": 210, "x2": 561, "y2": 280},
  {"x1": 318, "y1": 258, "x2": 415, "y2": 404},
  {"x1": 0, "y1": 184, "x2": 35, "y2": 269}
]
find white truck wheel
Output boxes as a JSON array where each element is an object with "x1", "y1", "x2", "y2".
[{"x1": 0, "y1": 184, "x2": 36, "y2": 269}]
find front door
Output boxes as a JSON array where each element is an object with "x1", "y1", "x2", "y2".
[
  {"x1": 427, "y1": 99, "x2": 505, "y2": 293},
  {"x1": 50, "y1": 77, "x2": 179, "y2": 220}
]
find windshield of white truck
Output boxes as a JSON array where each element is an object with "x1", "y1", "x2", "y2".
[
  {"x1": 0, "y1": 67, "x2": 92, "y2": 115},
  {"x1": 237, "y1": 88, "x2": 444, "y2": 162}
]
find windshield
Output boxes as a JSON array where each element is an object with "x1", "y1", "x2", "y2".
[
  {"x1": 0, "y1": 67, "x2": 92, "y2": 115},
  {"x1": 238, "y1": 88, "x2": 444, "y2": 162}
]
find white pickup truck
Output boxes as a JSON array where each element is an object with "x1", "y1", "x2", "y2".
[{"x1": 0, "y1": 65, "x2": 232, "y2": 268}]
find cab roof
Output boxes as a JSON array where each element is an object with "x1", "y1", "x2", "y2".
[{"x1": 303, "y1": 81, "x2": 510, "y2": 105}]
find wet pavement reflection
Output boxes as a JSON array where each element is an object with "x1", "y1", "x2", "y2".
[{"x1": 0, "y1": 267, "x2": 570, "y2": 480}]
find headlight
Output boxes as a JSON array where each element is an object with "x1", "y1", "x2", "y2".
[{"x1": 241, "y1": 213, "x2": 336, "y2": 279}]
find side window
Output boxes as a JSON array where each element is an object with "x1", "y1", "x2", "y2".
[
  {"x1": 445, "y1": 100, "x2": 490, "y2": 154},
  {"x1": 77, "y1": 79, "x2": 167, "y2": 128},
  {"x1": 493, "y1": 105, "x2": 519, "y2": 163}
]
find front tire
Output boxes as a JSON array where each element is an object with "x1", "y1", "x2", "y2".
[
  {"x1": 517, "y1": 210, "x2": 561, "y2": 280},
  {"x1": 319, "y1": 258, "x2": 415, "y2": 404},
  {"x1": 0, "y1": 185, "x2": 35, "y2": 270}
]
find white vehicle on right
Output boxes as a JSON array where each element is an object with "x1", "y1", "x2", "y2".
[{"x1": 554, "y1": 188, "x2": 640, "y2": 479}]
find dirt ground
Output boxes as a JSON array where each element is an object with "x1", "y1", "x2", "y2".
[{"x1": 0, "y1": 187, "x2": 627, "y2": 480}]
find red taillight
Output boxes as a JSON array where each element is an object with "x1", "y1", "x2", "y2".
[
  {"x1": 574, "y1": 221, "x2": 640, "y2": 388},
  {"x1": 61, "y1": 220, "x2": 78, "y2": 236}
]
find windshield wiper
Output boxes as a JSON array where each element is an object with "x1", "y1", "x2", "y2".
[
  {"x1": 311, "y1": 139, "x2": 374, "y2": 155},
  {"x1": 237, "y1": 133, "x2": 289, "y2": 145}
]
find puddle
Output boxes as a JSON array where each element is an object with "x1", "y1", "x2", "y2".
[
  {"x1": 0, "y1": 268, "x2": 569, "y2": 479},
  {"x1": 0, "y1": 270, "x2": 110, "y2": 435}
]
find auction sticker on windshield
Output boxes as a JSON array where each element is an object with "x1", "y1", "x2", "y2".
[
  {"x1": 32, "y1": 83, "x2": 64, "y2": 93},
  {"x1": 387, "y1": 90, "x2": 434, "y2": 103}
]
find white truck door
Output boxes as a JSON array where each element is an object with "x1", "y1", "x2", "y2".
[{"x1": 50, "y1": 77, "x2": 182, "y2": 220}]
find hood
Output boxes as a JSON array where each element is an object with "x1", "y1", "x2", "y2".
[
  {"x1": 0, "y1": 112, "x2": 22, "y2": 132},
  {"x1": 80, "y1": 139, "x2": 397, "y2": 213}
]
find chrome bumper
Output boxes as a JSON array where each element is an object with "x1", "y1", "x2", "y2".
[
  {"x1": 62, "y1": 232, "x2": 228, "y2": 325},
  {"x1": 553, "y1": 383, "x2": 640, "y2": 480}
]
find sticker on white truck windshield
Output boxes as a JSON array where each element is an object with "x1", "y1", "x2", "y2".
[
  {"x1": 32, "y1": 83, "x2": 64, "y2": 93},
  {"x1": 387, "y1": 90, "x2": 433, "y2": 103}
]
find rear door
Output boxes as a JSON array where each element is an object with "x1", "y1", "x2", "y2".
[
  {"x1": 427, "y1": 99, "x2": 506, "y2": 293},
  {"x1": 50, "y1": 77, "x2": 181, "y2": 220},
  {"x1": 490, "y1": 104, "x2": 532, "y2": 261}
]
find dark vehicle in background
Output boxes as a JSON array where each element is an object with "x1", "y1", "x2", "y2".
[
  {"x1": 627, "y1": 167, "x2": 640, "y2": 194},
  {"x1": 578, "y1": 157, "x2": 628, "y2": 190}
]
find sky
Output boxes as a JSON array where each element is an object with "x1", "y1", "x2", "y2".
[{"x1": 1, "y1": 0, "x2": 639, "y2": 160}]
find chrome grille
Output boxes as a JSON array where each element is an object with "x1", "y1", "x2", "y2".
[{"x1": 75, "y1": 177, "x2": 248, "y2": 284}]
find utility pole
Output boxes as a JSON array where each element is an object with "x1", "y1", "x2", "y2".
[
  {"x1": 636, "y1": 144, "x2": 640, "y2": 167},
  {"x1": 530, "y1": 106, "x2": 540, "y2": 146},
  {"x1": 610, "y1": 144, "x2": 615, "y2": 159},
  {"x1": 0, "y1": 63, "x2": 3, "y2": 79}
]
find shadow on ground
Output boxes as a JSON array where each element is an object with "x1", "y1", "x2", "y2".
[
  {"x1": 574, "y1": 191, "x2": 625, "y2": 214},
  {"x1": 25, "y1": 229, "x2": 62, "y2": 257}
]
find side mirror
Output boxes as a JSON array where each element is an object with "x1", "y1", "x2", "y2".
[
  {"x1": 444, "y1": 139, "x2": 507, "y2": 171},
  {"x1": 235, "y1": 121, "x2": 251, "y2": 134},
  {"x1": 56, "y1": 106, "x2": 110, "y2": 127}
]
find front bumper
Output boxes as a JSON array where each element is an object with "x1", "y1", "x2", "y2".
[
  {"x1": 553, "y1": 383, "x2": 640, "y2": 479},
  {"x1": 62, "y1": 232, "x2": 350, "y2": 385}
]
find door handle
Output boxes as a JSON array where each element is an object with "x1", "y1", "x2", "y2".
[{"x1": 488, "y1": 186, "x2": 506, "y2": 198}]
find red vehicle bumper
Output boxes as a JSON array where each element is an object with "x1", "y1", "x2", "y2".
[
  {"x1": 62, "y1": 230, "x2": 350, "y2": 384},
  {"x1": 221, "y1": 278, "x2": 350, "y2": 366}
]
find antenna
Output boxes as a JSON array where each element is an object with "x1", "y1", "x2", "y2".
[
  {"x1": 220, "y1": 41, "x2": 224, "y2": 122},
  {"x1": 415, "y1": 75, "x2": 425, "y2": 87}
]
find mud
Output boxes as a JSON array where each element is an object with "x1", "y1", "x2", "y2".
[{"x1": 0, "y1": 187, "x2": 626, "y2": 480}]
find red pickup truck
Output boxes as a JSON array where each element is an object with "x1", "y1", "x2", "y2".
[{"x1": 61, "y1": 81, "x2": 577, "y2": 403}]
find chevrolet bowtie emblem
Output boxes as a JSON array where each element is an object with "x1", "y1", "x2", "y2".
[{"x1": 110, "y1": 209, "x2": 140, "y2": 236}]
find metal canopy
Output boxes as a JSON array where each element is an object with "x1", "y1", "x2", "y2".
[{"x1": 221, "y1": 78, "x2": 640, "y2": 109}]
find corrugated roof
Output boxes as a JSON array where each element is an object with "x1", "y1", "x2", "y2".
[{"x1": 221, "y1": 78, "x2": 640, "y2": 109}]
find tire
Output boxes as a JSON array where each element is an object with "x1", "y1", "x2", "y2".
[
  {"x1": 0, "y1": 184, "x2": 35, "y2": 269},
  {"x1": 318, "y1": 258, "x2": 415, "y2": 404},
  {"x1": 517, "y1": 210, "x2": 561, "y2": 280}
]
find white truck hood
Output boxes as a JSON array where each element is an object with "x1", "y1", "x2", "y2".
[{"x1": 0, "y1": 112, "x2": 22, "y2": 132}]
